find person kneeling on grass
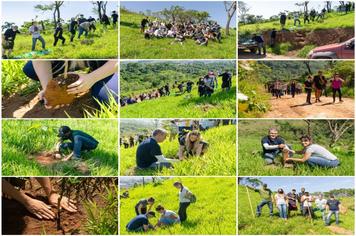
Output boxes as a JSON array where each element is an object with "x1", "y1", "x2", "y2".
[
  {"x1": 2, "y1": 177, "x2": 77, "y2": 220},
  {"x1": 178, "y1": 130, "x2": 209, "y2": 161},
  {"x1": 135, "y1": 197, "x2": 155, "y2": 215},
  {"x1": 261, "y1": 128, "x2": 294, "y2": 166},
  {"x1": 126, "y1": 211, "x2": 156, "y2": 232},
  {"x1": 325, "y1": 195, "x2": 341, "y2": 226},
  {"x1": 136, "y1": 128, "x2": 179, "y2": 170},
  {"x1": 284, "y1": 135, "x2": 340, "y2": 168},
  {"x1": 56, "y1": 125, "x2": 99, "y2": 161},
  {"x1": 246, "y1": 183, "x2": 273, "y2": 217},
  {"x1": 155, "y1": 205, "x2": 180, "y2": 227}
]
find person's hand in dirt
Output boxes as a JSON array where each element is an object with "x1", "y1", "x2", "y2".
[
  {"x1": 61, "y1": 152, "x2": 74, "y2": 162},
  {"x1": 48, "y1": 193, "x2": 77, "y2": 213}
]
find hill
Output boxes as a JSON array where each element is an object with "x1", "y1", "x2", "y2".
[
  {"x1": 120, "y1": 177, "x2": 236, "y2": 235},
  {"x1": 120, "y1": 124, "x2": 236, "y2": 176}
]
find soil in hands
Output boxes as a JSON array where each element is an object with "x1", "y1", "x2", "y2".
[{"x1": 44, "y1": 74, "x2": 79, "y2": 107}]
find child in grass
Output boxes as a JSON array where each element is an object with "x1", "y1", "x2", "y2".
[{"x1": 56, "y1": 125, "x2": 99, "y2": 161}]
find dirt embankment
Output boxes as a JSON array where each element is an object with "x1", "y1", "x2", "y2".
[{"x1": 262, "y1": 28, "x2": 354, "y2": 49}]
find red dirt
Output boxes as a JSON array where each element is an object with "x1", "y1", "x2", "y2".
[{"x1": 44, "y1": 74, "x2": 79, "y2": 107}]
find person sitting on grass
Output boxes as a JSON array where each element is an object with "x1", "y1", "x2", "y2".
[
  {"x1": 325, "y1": 195, "x2": 341, "y2": 226},
  {"x1": 315, "y1": 194, "x2": 327, "y2": 221},
  {"x1": 136, "y1": 129, "x2": 179, "y2": 170},
  {"x1": 301, "y1": 192, "x2": 314, "y2": 218},
  {"x1": 126, "y1": 211, "x2": 156, "y2": 232},
  {"x1": 246, "y1": 183, "x2": 273, "y2": 217},
  {"x1": 135, "y1": 197, "x2": 155, "y2": 215},
  {"x1": 2, "y1": 177, "x2": 77, "y2": 220},
  {"x1": 29, "y1": 21, "x2": 46, "y2": 52},
  {"x1": 274, "y1": 188, "x2": 288, "y2": 221},
  {"x1": 56, "y1": 125, "x2": 99, "y2": 161},
  {"x1": 287, "y1": 189, "x2": 298, "y2": 216},
  {"x1": 284, "y1": 135, "x2": 340, "y2": 168},
  {"x1": 2, "y1": 25, "x2": 20, "y2": 59},
  {"x1": 261, "y1": 128, "x2": 294, "y2": 166},
  {"x1": 178, "y1": 130, "x2": 209, "y2": 161},
  {"x1": 155, "y1": 205, "x2": 180, "y2": 227}
]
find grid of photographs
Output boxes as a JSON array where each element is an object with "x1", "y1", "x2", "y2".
[{"x1": 0, "y1": 0, "x2": 354, "y2": 235}]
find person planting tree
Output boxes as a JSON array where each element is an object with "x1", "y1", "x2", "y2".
[
  {"x1": 126, "y1": 211, "x2": 156, "y2": 232},
  {"x1": 135, "y1": 197, "x2": 155, "y2": 215}
]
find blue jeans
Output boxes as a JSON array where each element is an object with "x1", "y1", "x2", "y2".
[
  {"x1": 159, "y1": 217, "x2": 180, "y2": 225},
  {"x1": 23, "y1": 61, "x2": 118, "y2": 104},
  {"x1": 277, "y1": 204, "x2": 288, "y2": 219},
  {"x1": 314, "y1": 208, "x2": 326, "y2": 221},
  {"x1": 32, "y1": 36, "x2": 46, "y2": 51},
  {"x1": 307, "y1": 156, "x2": 340, "y2": 167},
  {"x1": 60, "y1": 135, "x2": 98, "y2": 158},
  {"x1": 325, "y1": 211, "x2": 339, "y2": 225},
  {"x1": 148, "y1": 162, "x2": 173, "y2": 169},
  {"x1": 263, "y1": 145, "x2": 293, "y2": 164},
  {"x1": 78, "y1": 26, "x2": 88, "y2": 38},
  {"x1": 257, "y1": 199, "x2": 273, "y2": 216}
]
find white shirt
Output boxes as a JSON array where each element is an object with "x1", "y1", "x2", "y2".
[
  {"x1": 162, "y1": 210, "x2": 180, "y2": 220},
  {"x1": 315, "y1": 198, "x2": 327, "y2": 209},
  {"x1": 306, "y1": 144, "x2": 338, "y2": 160},
  {"x1": 179, "y1": 186, "x2": 191, "y2": 203},
  {"x1": 275, "y1": 194, "x2": 287, "y2": 205}
]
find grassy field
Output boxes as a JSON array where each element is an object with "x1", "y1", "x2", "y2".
[
  {"x1": 238, "y1": 185, "x2": 355, "y2": 235},
  {"x1": 120, "y1": 10, "x2": 236, "y2": 59},
  {"x1": 120, "y1": 124, "x2": 236, "y2": 176},
  {"x1": 120, "y1": 177, "x2": 236, "y2": 235},
  {"x1": 238, "y1": 120, "x2": 354, "y2": 176},
  {"x1": 239, "y1": 12, "x2": 355, "y2": 34},
  {"x1": 121, "y1": 77, "x2": 236, "y2": 118},
  {"x1": 2, "y1": 119, "x2": 118, "y2": 176}
]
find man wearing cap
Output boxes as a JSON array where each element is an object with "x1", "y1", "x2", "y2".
[
  {"x1": 126, "y1": 211, "x2": 156, "y2": 232},
  {"x1": 56, "y1": 126, "x2": 99, "y2": 161}
]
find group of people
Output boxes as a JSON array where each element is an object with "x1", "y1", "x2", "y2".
[
  {"x1": 261, "y1": 127, "x2": 339, "y2": 168},
  {"x1": 2, "y1": 11, "x2": 118, "y2": 58},
  {"x1": 126, "y1": 181, "x2": 195, "y2": 232},
  {"x1": 141, "y1": 17, "x2": 222, "y2": 46},
  {"x1": 120, "y1": 70, "x2": 232, "y2": 107},
  {"x1": 249, "y1": 184, "x2": 343, "y2": 226}
]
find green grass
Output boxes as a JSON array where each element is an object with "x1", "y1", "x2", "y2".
[
  {"x1": 120, "y1": 10, "x2": 236, "y2": 59},
  {"x1": 120, "y1": 125, "x2": 236, "y2": 176},
  {"x1": 239, "y1": 12, "x2": 355, "y2": 34},
  {"x1": 238, "y1": 185, "x2": 355, "y2": 235},
  {"x1": 8, "y1": 24, "x2": 117, "y2": 59},
  {"x1": 297, "y1": 44, "x2": 317, "y2": 58},
  {"x1": 2, "y1": 119, "x2": 118, "y2": 176},
  {"x1": 121, "y1": 77, "x2": 236, "y2": 118},
  {"x1": 120, "y1": 177, "x2": 236, "y2": 235}
]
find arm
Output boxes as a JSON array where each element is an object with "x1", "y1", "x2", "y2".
[
  {"x1": 61, "y1": 152, "x2": 74, "y2": 162},
  {"x1": 32, "y1": 61, "x2": 54, "y2": 90},
  {"x1": 286, "y1": 151, "x2": 311, "y2": 163},
  {"x1": 55, "y1": 140, "x2": 63, "y2": 152},
  {"x1": 178, "y1": 145, "x2": 185, "y2": 161},
  {"x1": 262, "y1": 142, "x2": 285, "y2": 150}
]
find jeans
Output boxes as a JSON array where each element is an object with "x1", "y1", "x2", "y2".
[
  {"x1": 148, "y1": 162, "x2": 173, "y2": 169},
  {"x1": 277, "y1": 204, "x2": 288, "y2": 219},
  {"x1": 23, "y1": 61, "x2": 118, "y2": 104},
  {"x1": 325, "y1": 211, "x2": 339, "y2": 225},
  {"x1": 126, "y1": 226, "x2": 143, "y2": 232},
  {"x1": 314, "y1": 208, "x2": 326, "y2": 221},
  {"x1": 32, "y1": 36, "x2": 46, "y2": 51},
  {"x1": 159, "y1": 217, "x2": 180, "y2": 225},
  {"x1": 53, "y1": 35, "x2": 65, "y2": 46},
  {"x1": 332, "y1": 88, "x2": 342, "y2": 102},
  {"x1": 78, "y1": 26, "x2": 88, "y2": 38},
  {"x1": 178, "y1": 202, "x2": 190, "y2": 222},
  {"x1": 256, "y1": 199, "x2": 273, "y2": 216},
  {"x1": 263, "y1": 145, "x2": 292, "y2": 164},
  {"x1": 306, "y1": 89, "x2": 312, "y2": 103},
  {"x1": 306, "y1": 156, "x2": 339, "y2": 168},
  {"x1": 257, "y1": 42, "x2": 266, "y2": 55},
  {"x1": 60, "y1": 135, "x2": 98, "y2": 158}
]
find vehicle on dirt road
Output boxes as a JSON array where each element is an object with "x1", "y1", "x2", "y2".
[
  {"x1": 238, "y1": 39, "x2": 258, "y2": 53},
  {"x1": 307, "y1": 38, "x2": 354, "y2": 59}
]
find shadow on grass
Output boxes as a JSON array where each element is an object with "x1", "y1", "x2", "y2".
[{"x1": 121, "y1": 21, "x2": 140, "y2": 29}]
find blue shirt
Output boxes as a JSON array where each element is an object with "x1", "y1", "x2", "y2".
[
  {"x1": 136, "y1": 138, "x2": 162, "y2": 168},
  {"x1": 126, "y1": 215, "x2": 149, "y2": 231}
]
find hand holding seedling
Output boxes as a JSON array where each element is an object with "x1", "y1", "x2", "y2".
[
  {"x1": 67, "y1": 73, "x2": 95, "y2": 96},
  {"x1": 48, "y1": 193, "x2": 77, "y2": 213}
]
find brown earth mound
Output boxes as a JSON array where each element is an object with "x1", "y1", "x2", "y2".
[{"x1": 44, "y1": 74, "x2": 79, "y2": 107}]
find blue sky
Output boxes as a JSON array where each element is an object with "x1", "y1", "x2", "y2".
[
  {"x1": 2, "y1": 1, "x2": 118, "y2": 26},
  {"x1": 121, "y1": 1, "x2": 236, "y2": 26},
  {"x1": 243, "y1": 177, "x2": 354, "y2": 193},
  {"x1": 240, "y1": 1, "x2": 342, "y2": 19}
]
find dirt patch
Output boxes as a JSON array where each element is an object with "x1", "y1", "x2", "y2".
[
  {"x1": 44, "y1": 74, "x2": 79, "y2": 107},
  {"x1": 327, "y1": 225, "x2": 353, "y2": 235},
  {"x1": 32, "y1": 152, "x2": 62, "y2": 166}
]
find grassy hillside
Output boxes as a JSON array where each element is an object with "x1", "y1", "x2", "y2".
[
  {"x1": 238, "y1": 185, "x2": 355, "y2": 235},
  {"x1": 121, "y1": 77, "x2": 236, "y2": 118},
  {"x1": 2, "y1": 119, "x2": 118, "y2": 176},
  {"x1": 120, "y1": 125, "x2": 236, "y2": 176},
  {"x1": 120, "y1": 10, "x2": 236, "y2": 59},
  {"x1": 239, "y1": 12, "x2": 354, "y2": 34},
  {"x1": 7, "y1": 24, "x2": 117, "y2": 59},
  {"x1": 120, "y1": 177, "x2": 236, "y2": 235}
]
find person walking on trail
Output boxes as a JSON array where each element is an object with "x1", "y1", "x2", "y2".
[
  {"x1": 56, "y1": 126, "x2": 99, "y2": 161},
  {"x1": 136, "y1": 128, "x2": 179, "y2": 170},
  {"x1": 301, "y1": 192, "x2": 314, "y2": 218},
  {"x1": 2, "y1": 177, "x2": 77, "y2": 220},
  {"x1": 315, "y1": 194, "x2": 327, "y2": 221},
  {"x1": 280, "y1": 12, "x2": 287, "y2": 29},
  {"x1": 285, "y1": 135, "x2": 340, "y2": 168},
  {"x1": 126, "y1": 212, "x2": 155, "y2": 232},
  {"x1": 304, "y1": 75, "x2": 313, "y2": 105},
  {"x1": 261, "y1": 128, "x2": 294, "y2": 165},
  {"x1": 203, "y1": 71, "x2": 218, "y2": 97},
  {"x1": 297, "y1": 187, "x2": 306, "y2": 215},
  {"x1": 290, "y1": 80, "x2": 296, "y2": 98},
  {"x1": 219, "y1": 70, "x2": 232, "y2": 92},
  {"x1": 69, "y1": 18, "x2": 78, "y2": 42},
  {"x1": 178, "y1": 130, "x2": 209, "y2": 160},
  {"x1": 251, "y1": 33, "x2": 266, "y2": 55},
  {"x1": 29, "y1": 21, "x2": 46, "y2": 51},
  {"x1": 274, "y1": 80, "x2": 283, "y2": 99},
  {"x1": 135, "y1": 197, "x2": 155, "y2": 215},
  {"x1": 155, "y1": 205, "x2": 180, "y2": 227},
  {"x1": 173, "y1": 181, "x2": 194, "y2": 222},
  {"x1": 331, "y1": 73, "x2": 344, "y2": 103},
  {"x1": 112, "y1": 11, "x2": 118, "y2": 28},
  {"x1": 270, "y1": 28, "x2": 277, "y2": 47},
  {"x1": 141, "y1": 17, "x2": 149, "y2": 33},
  {"x1": 274, "y1": 188, "x2": 288, "y2": 220},
  {"x1": 2, "y1": 25, "x2": 20, "y2": 58},
  {"x1": 313, "y1": 70, "x2": 326, "y2": 103},
  {"x1": 287, "y1": 189, "x2": 298, "y2": 216},
  {"x1": 325, "y1": 195, "x2": 341, "y2": 226},
  {"x1": 246, "y1": 184, "x2": 273, "y2": 217},
  {"x1": 53, "y1": 23, "x2": 66, "y2": 46}
]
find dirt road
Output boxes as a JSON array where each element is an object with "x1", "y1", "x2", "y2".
[
  {"x1": 264, "y1": 93, "x2": 354, "y2": 118},
  {"x1": 238, "y1": 51, "x2": 299, "y2": 59}
]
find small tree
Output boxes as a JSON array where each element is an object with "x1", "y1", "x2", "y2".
[
  {"x1": 238, "y1": 1, "x2": 250, "y2": 24},
  {"x1": 327, "y1": 120, "x2": 353, "y2": 147},
  {"x1": 34, "y1": 1, "x2": 64, "y2": 25},
  {"x1": 224, "y1": 1, "x2": 236, "y2": 35}
]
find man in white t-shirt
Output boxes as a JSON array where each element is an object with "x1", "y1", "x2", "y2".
[
  {"x1": 155, "y1": 205, "x2": 180, "y2": 227},
  {"x1": 29, "y1": 21, "x2": 46, "y2": 51},
  {"x1": 315, "y1": 194, "x2": 327, "y2": 221}
]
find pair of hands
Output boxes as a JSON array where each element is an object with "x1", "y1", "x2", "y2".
[
  {"x1": 39, "y1": 73, "x2": 95, "y2": 109},
  {"x1": 24, "y1": 193, "x2": 77, "y2": 220}
]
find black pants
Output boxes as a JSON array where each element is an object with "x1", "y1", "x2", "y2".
[
  {"x1": 332, "y1": 88, "x2": 342, "y2": 102},
  {"x1": 70, "y1": 30, "x2": 76, "y2": 42},
  {"x1": 178, "y1": 202, "x2": 190, "y2": 222},
  {"x1": 54, "y1": 35, "x2": 65, "y2": 46},
  {"x1": 306, "y1": 90, "x2": 312, "y2": 103}
]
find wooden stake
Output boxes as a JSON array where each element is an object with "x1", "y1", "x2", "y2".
[
  {"x1": 64, "y1": 61, "x2": 68, "y2": 79},
  {"x1": 246, "y1": 186, "x2": 255, "y2": 218}
]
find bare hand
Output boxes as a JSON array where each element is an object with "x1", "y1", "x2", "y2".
[
  {"x1": 279, "y1": 144, "x2": 286, "y2": 148},
  {"x1": 48, "y1": 193, "x2": 77, "y2": 213},
  {"x1": 38, "y1": 90, "x2": 68, "y2": 110},
  {"x1": 67, "y1": 73, "x2": 95, "y2": 95},
  {"x1": 24, "y1": 198, "x2": 55, "y2": 220}
]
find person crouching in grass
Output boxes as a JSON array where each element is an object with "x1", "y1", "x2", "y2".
[
  {"x1": 178, "y1": 130, "x2": 209, "y2": 161},
  {"x1": 155, "y1": 205, "x2": 180, "y2": 228}
]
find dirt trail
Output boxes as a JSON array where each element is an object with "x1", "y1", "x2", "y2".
[
  {"x1": 264, "y1": 93, "x2": 354, "y2": 118},
  {"x1": 327, "y1": 225, "x2": 354, "y2": 235},
  {"x1": 238, "y1": 51, "x2": 299, "y2": 59}
]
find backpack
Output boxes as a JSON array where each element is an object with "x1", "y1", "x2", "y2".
[{"x1": 188, "y1": 190, "x2": 197, "y2": 203}]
